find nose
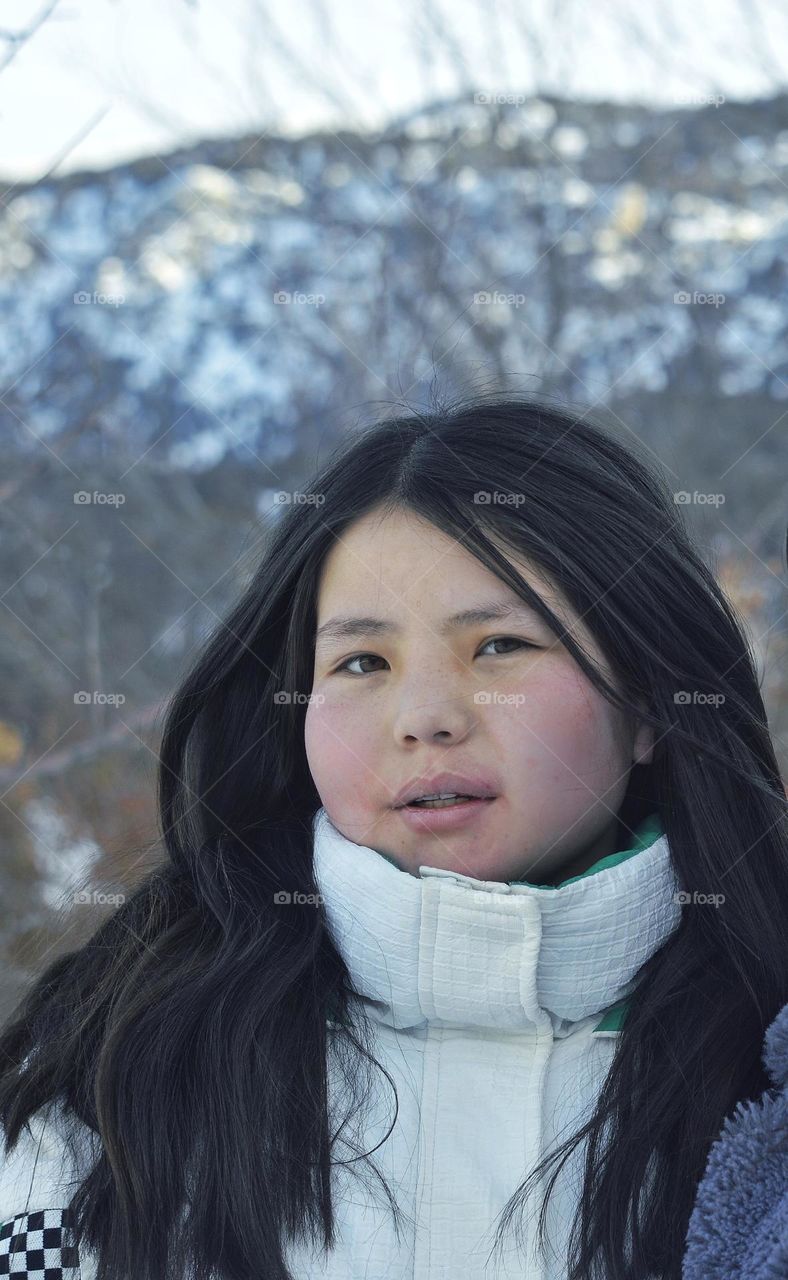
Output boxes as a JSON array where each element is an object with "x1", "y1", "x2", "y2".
[{"x1": 392, "y1": 681, "x2": 478, "y2": 746}]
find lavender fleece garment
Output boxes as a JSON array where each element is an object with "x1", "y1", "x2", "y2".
[{"x1": 682, "y1": 998, "x2": 788, "y2": 1279}]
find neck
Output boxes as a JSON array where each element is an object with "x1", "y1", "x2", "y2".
[{"x1": 531, "y1": 820, "x2": 620, "y2": 888}]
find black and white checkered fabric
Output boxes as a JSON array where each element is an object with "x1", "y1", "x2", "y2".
[{"x1": 0, "y1": 1209, "x2": 80, "y2": 1277}]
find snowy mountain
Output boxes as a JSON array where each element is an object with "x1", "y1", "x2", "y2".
[{"x1": 2, "y1": 91, "x2": 787, "y2": 472}]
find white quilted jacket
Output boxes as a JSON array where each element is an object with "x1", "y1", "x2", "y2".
[{"x1": 0, "y1": 806, "x2": 682, "y2": 1280}]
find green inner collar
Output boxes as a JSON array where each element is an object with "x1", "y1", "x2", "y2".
[
  {"x1": 368, "y1": 811, "x2": 664, "y2": 887},
  {"x1": 509, "y1": 811, "x2": 664, "y2": 890}
]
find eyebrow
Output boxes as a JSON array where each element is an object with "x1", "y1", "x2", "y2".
[{"x1": 314, "y1": 600, "x2": 547, "y2": 649}]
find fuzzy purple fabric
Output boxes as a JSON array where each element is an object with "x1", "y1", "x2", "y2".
[{"x1": 682, "y1": 999, "x2": 788, "y2": 1279}]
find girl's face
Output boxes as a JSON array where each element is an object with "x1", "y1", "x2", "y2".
[{"x1": 305, "y1": 507, "x2": 654, "y2": 884}]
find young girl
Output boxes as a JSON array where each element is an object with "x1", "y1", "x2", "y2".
[{"x1": 1, "y1": 393, "x2": 786, "y2": 1280}]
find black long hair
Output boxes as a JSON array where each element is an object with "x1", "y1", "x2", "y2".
[{"x1": 1, "y1": 391, "x2": 786, "y2": 1280}]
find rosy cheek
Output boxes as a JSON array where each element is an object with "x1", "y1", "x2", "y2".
[
  {"x1": 503, "y1": 667, "x2": 606, "y2": 768},
  {"x1": 304, "y1": 693, "x2": 372, "y2": 786}
]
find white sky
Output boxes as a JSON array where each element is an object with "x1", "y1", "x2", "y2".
[{"x1": 1, "y1": 0, "x2": 788, "y2": 182}]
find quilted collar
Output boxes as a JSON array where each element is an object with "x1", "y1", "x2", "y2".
[{"x1": 312, "y1": 808, "x2": 682, "y2": 1034}]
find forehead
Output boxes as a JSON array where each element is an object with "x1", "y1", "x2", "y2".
[
  {"x1": 314, "y1": 507, "x2": 585, "y2": 643},
  {"x1": 317, "y1": 505, "x2": 554, "y2": 596}
]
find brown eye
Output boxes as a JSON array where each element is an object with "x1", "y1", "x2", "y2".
[
  {"x1": 334, "y1": 653, "x2": 388, "y2": 676},
  {"x1": 478, "y1": 636, "x2": 535, "y2": 656},
  {"x1": 332, "y1": 636, "x2": 536, "y2": 677}
]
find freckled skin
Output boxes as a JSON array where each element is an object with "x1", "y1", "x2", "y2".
[{"x1": 304, "y1": 506, "x2": 654, "y2": 885}]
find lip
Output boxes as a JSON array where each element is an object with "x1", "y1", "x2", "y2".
[
  {"x1": 395, "y1": 795, "x2": 498, "y2": 832},
  {"x1": 391, "y1": 770, "x2": 499, "y2": 809}
]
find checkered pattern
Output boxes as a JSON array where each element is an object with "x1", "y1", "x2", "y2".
[{"x1": 0, "y1": 1209, "x2": 80, "y2": 1277}]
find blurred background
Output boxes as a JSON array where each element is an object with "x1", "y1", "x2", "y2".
[{"x1": 0, "y1": 0, "x2": 786, "y2": 1018}]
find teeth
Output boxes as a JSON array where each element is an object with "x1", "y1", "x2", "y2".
[
  {"x1": 414, "y1": 791, "x2": 467, "y2": 802},
  {"x1": 410, "y1": 793, "x2": 475, "y2": 807}
]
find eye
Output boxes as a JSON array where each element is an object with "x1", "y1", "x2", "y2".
[
  {"x1": 334, "y1": 653, "x2": 388, "y2": 676},
  {"x1": 478, "y1": 636, "x2": 535, "y2": 657},
  {"x1": 332, "y1": 636, "x2": 535, "y2": 676}
]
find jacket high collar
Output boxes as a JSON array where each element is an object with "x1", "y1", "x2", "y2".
[{"x1": 311, "y1": 807, "x2": 682, "y2": 1033}]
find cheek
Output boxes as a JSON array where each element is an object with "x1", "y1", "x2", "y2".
[
  {"x1": 502, "y1": 666, "x2": 625, "y2": 785},
  {"x1": 304, "y1": 692, "x2": 378, "y2": 797}
]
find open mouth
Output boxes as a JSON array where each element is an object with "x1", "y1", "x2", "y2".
[
  {"x1": 404, "y1": 794, "x2": 493, "y2": 810},
  {"x1": 394, "y1": 792, "x2": 497, "y2": 829}
]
